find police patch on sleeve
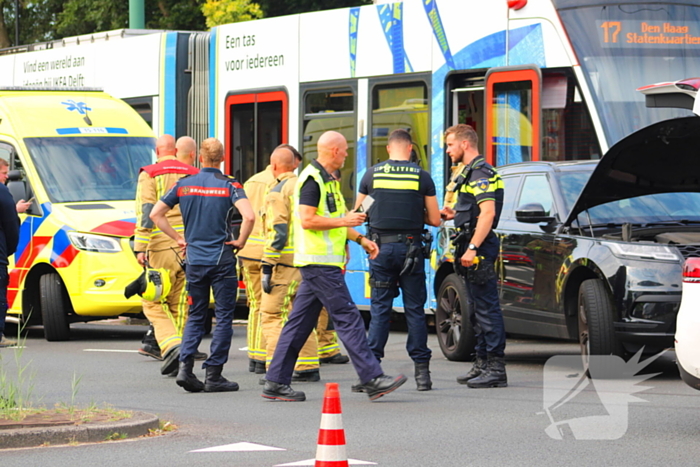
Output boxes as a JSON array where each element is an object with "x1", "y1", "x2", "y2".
[{"x1": 477, "y1": 178, "x2": 490, "y2": 191}]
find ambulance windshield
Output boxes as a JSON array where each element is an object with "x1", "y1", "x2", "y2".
[
  {"x1": 558, "y1": 2, "x2": 700, "y2": 146},
  {"x1": 24, "y1": 136, "x2": 155, "y2": 203}
]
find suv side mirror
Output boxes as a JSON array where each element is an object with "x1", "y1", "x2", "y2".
[{"x1": 515, "y1": 203, "x2": 556, "y2": 224}]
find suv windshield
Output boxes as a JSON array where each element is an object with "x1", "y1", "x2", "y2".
[
  {"x1": 559, "y1": 171, "x2": 700, "y2": 225},
  {"x1": 24, "y1": 136, "x2": 155, "y2": 203},
  {"x1": 558, "y1": 3, "x2": 700, "y2": 146}
]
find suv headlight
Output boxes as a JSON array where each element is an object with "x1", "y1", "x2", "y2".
[
  {"x1": 606, "y1": 242, "x2": 680, "y2": 262},
  {"x1": 68, "y1": 232, "x2": 122, "y2": 253}
]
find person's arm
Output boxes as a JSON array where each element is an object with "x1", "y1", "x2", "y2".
[
  {"x1": 16, "y1": 199, "x2": 31, "y2": 213},
  {"x1": 299, "y1": 205, "x2": 365, "y2": 230},
  {"x1": 460, "y1": 199, "x2": 496, "y2": 268},
  {"x1": 353, "y1": 193, "x2": 367, "y2": 212},
  {"x1": 353, "y1": 169, "x2": 372, "y2": 211},
  {"x1": 262, "y1": 191, "x2": 289, "y2": 266},
  {"x1": 231, "y1": 197, "x2": 255, "y2": 250},
  {"x1": 134, "y1": 171, "x2": 157, "y2": 266},
  {"x1": 424, "y1": 195, "x2": 441, "y2": 227},
  {"x1": 347, "y1": 227, "x2": 379, "y2": 260},
  {"x1": 150, "y1": 200, "x2": 185, "y2": 250},
  {"x1": 0, "y1": 186, "x2": 19, "y2": 256}
]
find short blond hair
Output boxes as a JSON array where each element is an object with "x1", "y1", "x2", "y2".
[
  {"x1": 200, "y1": 138, "x2": 224, "y2": 164},
  {"x1": 0, "y1": 159, "x2": 8, "y2": 168},
  {"x1": 445, "y1": 124, "x2": 478, "y2": 147}
]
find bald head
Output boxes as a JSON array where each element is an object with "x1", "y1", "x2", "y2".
[
  {"x1": 176, "y1": 136, "x2": 197, "y2": 166},
  {"x1": 316, "y1": 131, "x2": 348, "y2": 172},
  {"x1": 156, "y1": 134, "x2": 176, "y2": 158},
  {"x1": 270, "y1": 147, "x2": 296, "y2": 178}
]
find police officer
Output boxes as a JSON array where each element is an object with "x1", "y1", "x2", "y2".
[
  {"x1": 134, "y1": 134, "x2": 199, "y2": 375},
  {"x1": 150, "y1": 138, "x2": 255, "y2": 393},
  {"x1": 0, "y1": 177, "x2": 18, "y2": 348},
  {"x1": 259, "y1": 145, "x2": 322, "y2": 382},
  {"x1": 441, "y1": 124, "x2": 507, "y2": 388},
  {"x1": 262, "y1": 131, "x2": 406, "y2": 402},
  {"x1": 355, "y1": 129, "x2": 440, "y2": 391}
]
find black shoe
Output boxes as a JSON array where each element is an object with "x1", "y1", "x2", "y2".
[
  {"x1": 351, "y1": 380, "x2": 365, "y2": 393},
  {"x1": 292, "y1": 369, "x2": 320, "y2": 382},
  {"x1": 204, "y1": 365, "x2": 239, "y2": 392},
  {"x1": 467, "y1": 355, "x2": 508, "y2": 388},
  {"x1": 176, "y1": 357, "x2": 204, "y2": 392},
  {"x1": 138, "y1": 343, "x2": 162, "y2": 360},
  {"x1": 320, "y1": 353, "x2": 350, "y2": 364},
  {"x1": 248, "y1": 360, "x2": 266, "y2": 373},
  {"x1": 262, "y1": 381, "x2": 306, "y2": 402},
  {"x1": 160, "y1": 345, "x2": 181, "y2": 375},
  {"x1": 259, "y1": 377, "x2": 267, "y2": 385},
  {"x1": 194, "y1": 351, "x2": 208, "y2": 361},
  {"x1": 457, "y1": 356, "x2": 487, "y2": 385},
  {"x1": 360, "y1": 374, "x2": 407, "y2": 401},
  {"x1": 248, "y1": 360, "x2": 256, "y2": 372},
  {"x1": 415, "y1": 362, "x2": 432, "y2": 391}
]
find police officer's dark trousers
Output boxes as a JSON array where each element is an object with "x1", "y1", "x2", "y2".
[
  {"x1": 368, "y1": 241, "x2": 431, "y2": 363},
  {"x1": 266, "y1": 265, "x2": 383, "y2": 386},
  {"x1": 181, "y1": 261, "x2": 237, "y2": 367},
  {"x1": 465, "y1": 234, "x2": 506, "y2": 358}
]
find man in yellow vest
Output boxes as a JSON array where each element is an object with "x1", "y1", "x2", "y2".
[
  {"x1": 259, "y1": 146, "x2": 321, "y2": 382},
  {"x1": 134, "y1": 134, "x2": 199, "y2": 376},
  {"x1": 262, "y1": 131, "x2": 407, "y2": 402}
]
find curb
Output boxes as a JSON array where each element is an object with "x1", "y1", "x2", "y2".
[{"x1": 0, "y1": 411, "x2": 160, "y2": 450}]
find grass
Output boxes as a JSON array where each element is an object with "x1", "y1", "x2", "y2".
[{"x1": 0, "y1": 320, "x2": 36, "y2": 420}]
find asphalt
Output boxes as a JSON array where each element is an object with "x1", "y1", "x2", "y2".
[{"x1": 1, "y1": 322, "x2": 700, "y2": 466}]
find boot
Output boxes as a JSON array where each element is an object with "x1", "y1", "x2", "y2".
[
  {"x1": 466, "y1": 354, "x2": 508, "y2": 388},
  {"x1": 360, "y1": 374, "x2": 407, "y2": 401},
  {"x1": 415, "y1": 362, "x2": 432, "y2": 391},
  {"x1": 292, "y1": 369, "x2": 320, "y2": 382},
  {"x1": 262, "y1": 381, "x2": 306, "y2": 402},
  {"x1": 204, "y1": 365, "x2": 239, "y2": 392},
  {"x1": 176, "y1": 357, "x2": 204, "y2": 392},
  {"x1": 456, "y1": 356, "x2": 487, "y2": 385},
  {"x1": 160, "y1": 344, "x2": 181, "y2": 375}
]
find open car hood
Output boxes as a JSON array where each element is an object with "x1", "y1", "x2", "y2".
[{"x1": 564, "y1": 116, "x2": 700, "y2": 226}]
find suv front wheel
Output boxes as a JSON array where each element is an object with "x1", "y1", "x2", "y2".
[{"x1": 578, "y1": 278, "x2": 623, "y2": 369}]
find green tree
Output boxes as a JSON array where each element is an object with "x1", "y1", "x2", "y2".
[
  {"x1": 201, "y1": 0, "x2": 262, "y2": 28},
  {"x1": 1, "y1": 0, "x2": 64, "y2": 48},
  {"x1": 257, "y1": 0, "x2": 371, "y2": 18}
]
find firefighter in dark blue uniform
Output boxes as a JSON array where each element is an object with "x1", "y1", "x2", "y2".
[
  {"x1": 150, "y1": 138, "x2": 255, "y2": 393},
  {"x1": 355, "y1": 129, "x2": 441, "y2": 391},
  {"x1": 441, "y1": 124, "x2": 507, "y2": 388}
]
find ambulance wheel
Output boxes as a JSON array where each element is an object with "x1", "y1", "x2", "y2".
[
  {"x1": 435, "y1": 273, "x2": 475, "y2": 361},
  {"x1": 578, "y1": 279, "x2": 623, "y2": 375},
  {"x1": 40, "y1": 273, "x2": 70, "y2": 341}
]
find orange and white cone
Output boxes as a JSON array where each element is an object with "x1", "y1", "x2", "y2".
[{"x1": 315, "y1": 382, "x2": 349, "y2": 467}]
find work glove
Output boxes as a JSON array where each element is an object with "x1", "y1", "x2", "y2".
[{"x1": 261, "y1": 263, "x2": 273, "y2": 294}]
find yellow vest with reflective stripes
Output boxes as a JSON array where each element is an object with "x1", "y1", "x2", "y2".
[{"x1": 293, "y1": 161, "x2": 347, "y2": 268}]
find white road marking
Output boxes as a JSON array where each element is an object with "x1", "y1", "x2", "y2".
[
  {"x1": 83, "y1": 349, "x2": 139, "y2": 353},
  {"x1": 274, "y1": 459, "x2": 376, "y2": 466},
  {"x1": 238, "y1": 346, "x2": 248, "y2": 351},
  {"x1": 190, "y1": 442, "x2": 285, "y2": 452}
]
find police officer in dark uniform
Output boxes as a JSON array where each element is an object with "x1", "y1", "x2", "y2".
[
  {"x1": 441, "y1": 124, "x2": 507, "y2": 388},
  {"x1": 150, "y1": 138, "x2": 255, "y2": 393},
  {"x1": 355, "y1": 129, "x2": 441, "y2": 391}
]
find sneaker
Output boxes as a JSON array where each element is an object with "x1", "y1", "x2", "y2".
[
  {"x1": 320, "y1": 353, "x2": 350, "y2": 364},
  {"x1": 0, "y1": 334, "x2": 17, "y2": 348}
]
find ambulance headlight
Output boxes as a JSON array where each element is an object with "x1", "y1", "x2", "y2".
[{"x1": 68, "y1": 232, "x2": 122, "y2": 253}]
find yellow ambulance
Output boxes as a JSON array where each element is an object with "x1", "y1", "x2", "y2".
[{"x1": 0, "y1": 88, "x2": 155, "y2": 341}]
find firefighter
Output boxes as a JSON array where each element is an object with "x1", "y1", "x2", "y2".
[
  {"x1": 151, "y1": 138, "x2": 255, "y2": 393},
  {"x1": 134, "y1": 134, "x2": 199, "y2": 376},
  {"x1": 259, "y1": 145, "x2": 322, "y2": 382},
  {"x1": 354, "y1": 129, "x2": 441, "y2": 391},
  {"x1": 262, "y1": 131, "x2": 406, "y2": 402},
  {"x1": 441, "y1": 124, "x2": 507, "y2": 388}
]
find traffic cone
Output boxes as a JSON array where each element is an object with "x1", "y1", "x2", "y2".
[{"x1": 315, "y1": 382, "x2": 349, "y2": 467}]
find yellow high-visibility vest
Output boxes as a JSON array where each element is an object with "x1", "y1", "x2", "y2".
[{"x1": 293, "y1": 161, "x2": 347, "y2": 268}]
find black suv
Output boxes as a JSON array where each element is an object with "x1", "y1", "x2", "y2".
[{"x1": 434, "y1": 116, "x2": 700, "y2": 361}]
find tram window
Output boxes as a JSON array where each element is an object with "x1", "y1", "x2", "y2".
[
  {"x1": 124, "y1": 98, "x2": 153, "y2": 128},
  {"x1": 231, "y1": 102, "x2": 255, "y2": 182},
  {"x1": 303, "y1": 89, "x2": 356, "y2": 208},
  {"x1": 491, "y1": 80, "x2": 533, "y2": 166},
  {"x1": 541, "y1": 73, "x2": 602, "y2": 162},
  {"x1": 371, "y1": 83, "x2": 428, "y2": 171}
]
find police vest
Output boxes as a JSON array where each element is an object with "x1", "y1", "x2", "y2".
[
  {"x1": 292, "y1": 162, "x2": 347, "y2": 268},
  {"x1": 452, "y1": 157, "x2": 504, "y2": 232},
  {"x1": 367, "y1": 160, "x2": 424, "y2": 233}
]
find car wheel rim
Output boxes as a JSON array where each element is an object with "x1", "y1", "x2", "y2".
[{"x1": 437, "y1": 285, "x2": 462, "y2": 352}]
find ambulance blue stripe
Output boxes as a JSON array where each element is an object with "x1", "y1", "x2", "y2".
[
  {"x1": 56, "y1": 128, "x2": 128, "y2": 135},
  {"x1": 163, "y1": 32, "x2": 178, "y2": 137}
]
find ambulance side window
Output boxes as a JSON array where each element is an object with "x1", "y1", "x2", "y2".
[
  {"x1": 0, "y1": 142, "x2": 24, "y2": 177},
  {"x1": 0, "y1": 143, "x2": 11, "y2": 167}
]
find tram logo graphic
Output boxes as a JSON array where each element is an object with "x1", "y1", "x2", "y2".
[{"x1": 542, "y1": 350, "x2": 663, "y2": 440}]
